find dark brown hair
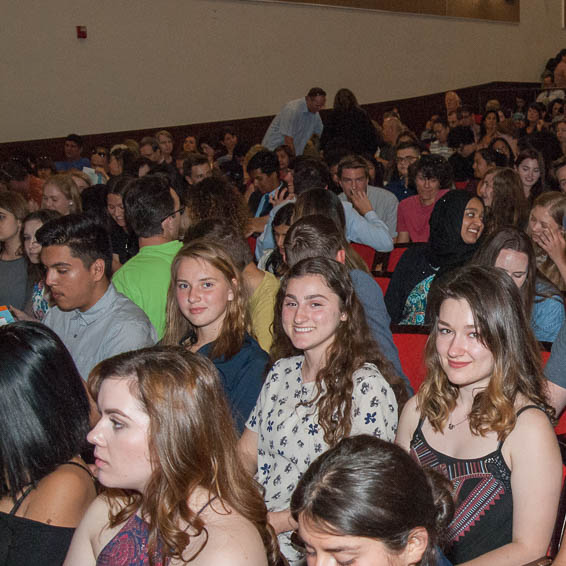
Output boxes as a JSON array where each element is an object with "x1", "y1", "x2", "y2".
[
  {"x1": 271, "y1": 257, "x2": 407, "y2": 446},
  {"x1": 291, "y1": 435, "x2": 454, "y2": 566}
]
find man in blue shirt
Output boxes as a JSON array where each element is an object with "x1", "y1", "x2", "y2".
[
  {"x1": 255, "y1": 158, "x2": 393, "y2": 260},
  {"x1": 262, "y1": 87, "x2": 326, "y2": 155},
  {"x1": 39, "y1": 214, "x2": 157, "y2": 380},
  {"x1": 55, "y1": 133, "x2": 91, "y2": 172}
]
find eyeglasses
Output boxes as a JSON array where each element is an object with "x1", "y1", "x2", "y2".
[
  {"x1": 397, "y1": 155, "x2": 418, "y2": 164},
  {"x1": 91, "y1": 150, "x2": 107, "y2": 157},
  {"x1": 160, "y1": 206, "x2": 185, "y2": 222}
]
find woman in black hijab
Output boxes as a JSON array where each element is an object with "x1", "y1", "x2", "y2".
[{"x1": 385, "y1": 191, "x2": 485, "y2": 324}]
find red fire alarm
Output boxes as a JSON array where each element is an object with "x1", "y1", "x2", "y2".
[{"x1": 76, "y1": 26, "x2": 87, "y2": 39}]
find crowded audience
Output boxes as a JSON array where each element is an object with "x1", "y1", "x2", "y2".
[{"x1": 3, "y1": 78, "x2": 566, "y2": 565}]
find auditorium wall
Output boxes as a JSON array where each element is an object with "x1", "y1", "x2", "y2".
[{"x1": 2, "y1": 0, "x2": 564, "y2": 143}]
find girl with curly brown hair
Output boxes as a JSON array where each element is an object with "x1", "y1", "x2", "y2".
[
  {"x1": 238, "y1": 256, "x2": 407, "y2": 565},
  {"x1": 65, "y1": 346, "x2": 280, "y2": 566},
  {"x1": 396, "y1": 265, "x2": 561, "y2": 566}
]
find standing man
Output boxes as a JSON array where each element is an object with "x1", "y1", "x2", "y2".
[
  {"x1": 262, "y1": 87, "x2": 326, "y2": 155},
  {"x1": 337, "y1": 155, "x2": 398, "y2": 238},
  {"x1": 55, "y1": 134, "x2": 91, "y2": 172},
  {"x1": 112, "y1": 174, "x2": 184, "y2": 338},
  {"x1": 38, "y1": 214, "x2": 157, "y2": 380}
]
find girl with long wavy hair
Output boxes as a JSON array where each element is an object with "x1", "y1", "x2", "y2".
[
  {"x1": 161, "y1": 239, "x2": 268, "y2": 433},
  {"x1": 238, "y1": 256, "x2": 407, "y2": 565},
  {"x1": 64, "y1": 346, "x2": 280, "y2": 566},
  {"x1": 396, "y1": 265, "x2": 561, "y2": 566}
]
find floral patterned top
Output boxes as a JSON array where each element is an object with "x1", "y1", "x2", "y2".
[
  {"x1": 31, "y1": 280, "x2": 49, "y2": 321},
  {"x1": 246, "y1": 355, "x2": 398, "y2": 564},
  {"x1": 400, "y1": 274, "x2": 435, "y2": 325},
  {"x1": 96, "y1": 513, "x2": 167, "y2": 566}
]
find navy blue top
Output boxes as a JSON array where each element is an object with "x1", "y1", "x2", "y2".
[{"x1": 199, "y1": 334, "x2": 268, "y2": 434}]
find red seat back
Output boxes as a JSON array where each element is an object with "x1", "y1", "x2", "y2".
[
  {"x1": 351, "y1": 242, "x2": 376, "y2": 271},
  {"x1": 392, "y1": 330, "x2": 429, "y2": 392},
  {"x1": 247, "y1": 236, "x2": 256, "y2": 255},
  {"x1": 374, "y1": 276, "x2": 391, "y2": 295},
  {"x1": 386, "y1": 246, "x2": 408, "y2": 272}
]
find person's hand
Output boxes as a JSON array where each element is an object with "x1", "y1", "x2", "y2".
[
  {"x1": 267, "y1": 510, "x2": 298, "y2": 535},
  {"x1": 9, "y1": 306, "x2": 34, "y2": 322},
  {"x1": 349, "y1": 189, "x2": 373, "y2": 216},
  {"x1": 246, "y1": 216, "x2": 268, "y2": 237},
  {"x1": 94, "y1": 167, "x2": 109, "y2": 181},
  {"x1": 532, "y1": 228, "x2": 566, "y2": 265},
  {"x1": 269, "y1": 187, "x2": 292, "y2": 208}
]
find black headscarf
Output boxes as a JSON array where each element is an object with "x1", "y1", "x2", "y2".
[{"x1": 425, "y1": 190, "x2": 483, "y2": 277}]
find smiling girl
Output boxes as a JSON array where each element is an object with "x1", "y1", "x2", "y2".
[
  {"x1": 162, "y1": 239, "x2": 268, "y2": 434},
  {"x1": 238, "y1": 256, "x2": 407, "y2": 565},
  {"x1": 396, "y1": 265, "x2": 561, "y2": 566}
]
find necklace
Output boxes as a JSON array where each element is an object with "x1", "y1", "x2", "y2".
[{"x1": 448, "y1": 415, "x2": 469, "y2": 430}]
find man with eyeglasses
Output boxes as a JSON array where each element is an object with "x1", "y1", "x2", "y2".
[
  {"x1": 385, "y1": 142, "x2": 421, "y2": 202},
  {"x1": 112, "y1": 174, "x2": 184, "y2": 338}
]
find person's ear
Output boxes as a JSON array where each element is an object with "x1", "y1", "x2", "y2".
[
  {"x1": 335, "y1": 249, "x2": 346, "y2": 264},
  {"x1": 403, "y1": 527, "x2": 428, "y2": 565},
  {"x1": 340, "y1": 312, "x2": 347, "y2": 322},
  {"x1": 90, "y1": 258, "x2": 107, "y2": 282},
  {"x1": 228, "y1": 278, "x2": 237, "y2": 301}
]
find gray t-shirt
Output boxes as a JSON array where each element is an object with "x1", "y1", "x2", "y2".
[{"x1": 0, "y1": 256, "x2": 29, "y2": 310}]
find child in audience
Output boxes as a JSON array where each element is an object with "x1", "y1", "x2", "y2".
[
  {"x1": 65, "y1": 347, "x2": 279, "y2": 565},
  {"x1": 291, "y1": 435, "x2": 454, "y2": 566},
  {"x1": 41, "y1": 173, "x2": 82, "y2": 215},
  {"x1": 396, "y1": 265, "x2": 561, "y2": 566},
  {"x1": 238, "y1": 256, "x2": 407, "y2": 564},
  {"x1": 473, "y1": 226, "x2": 564, "y2": 342},
  {"x1": 0, "y1": 191, "x2": 30, "y2": 311},
  {"x1": 528, "y1": 191, "x2": 566, "y2": 292},
  {"x1": 0, "y1": 322, "x2": 95, "y2": 566},
  {"x1": 162, "y1": 239, "x2": 267, "y2": 433}
]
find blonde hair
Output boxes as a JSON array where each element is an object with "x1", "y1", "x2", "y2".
[
  {"x1": 43, "y1": 174, "x2": 82, "y2": 214},
  {"x1": 162, "y1": 239, "x2": 249, "y2": 360}
]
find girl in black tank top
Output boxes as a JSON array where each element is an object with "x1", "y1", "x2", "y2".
[{"x1": 396, "y1": 266, "x2": 562, "y2": 565}]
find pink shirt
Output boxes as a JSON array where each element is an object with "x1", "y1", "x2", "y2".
[{"x1": 397, "y1": 189, "x2": 449, "y2": 242}]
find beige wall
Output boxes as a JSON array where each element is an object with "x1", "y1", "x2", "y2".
[{"x1": 2, "y1": 0, "x2": 565, "y2": 142}]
